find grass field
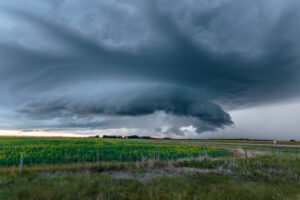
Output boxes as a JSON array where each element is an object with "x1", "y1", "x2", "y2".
[{"x1": 0, "y1": 137, "x2": 300, "y2": 200}]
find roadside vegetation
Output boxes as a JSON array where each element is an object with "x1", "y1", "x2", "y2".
[{"x1": 181, "y1": 139, "x2": 300, "y2": 145}]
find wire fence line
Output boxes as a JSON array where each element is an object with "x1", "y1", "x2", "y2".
[
  {"x1": 0, "y1": 141, "x2": 299, "y2": 169},
  {"x1": 0, "y1": 148, "x2": 232, "y2": 167}
]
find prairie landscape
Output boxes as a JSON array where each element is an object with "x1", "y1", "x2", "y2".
[
  {"x1": 1, "y1": 0, "x2": 300, "y2": 199},
  {"x1": 0, "y1": 137, "x2": 300, "y2": 200}
]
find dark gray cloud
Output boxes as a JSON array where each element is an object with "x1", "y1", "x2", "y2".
[
  {"x1": 0, "y1": 0, "x2": 300, "y2": 136},
  {"x1": 17, "y1": 85, "x2": 232, "y2": 130}
]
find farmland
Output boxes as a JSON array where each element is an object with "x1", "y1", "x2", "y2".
[
  {"x1": 0, "y1": 137, "x2": 229, "y2": 166},
  {"x1": 0, "y1": 137, "x2": 300, "y2": 200}
]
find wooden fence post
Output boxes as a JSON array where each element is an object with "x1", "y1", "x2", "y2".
[
  {"x1": 244, "y1": 148, "x2": 248, "y2": 163},
  {"x1": 235, "y1": 150, "x2": 238, "y2": 167},
  {"x1": 205, "y1": 147, "x2": 208, "y2": 159},
  {"x1": 158, "y1": 149, "x2": 160, "y2": 168},
  {"x1": 97, "y1": 151, "x2": 100, "y2": 172},
  {"x1": 20, "y1": 154, "x2": 24, "y2": 173},
  {"x1": 277, "y1": 148, "x2": 281, "y2": 161}
]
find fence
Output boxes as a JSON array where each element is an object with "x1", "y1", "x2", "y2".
[
  {"x1": 0, "y1": 141, "x2": 299, "y2": 173},
  {"x1": 0, "y1": 145, "x2": 231, "y2": 167}
]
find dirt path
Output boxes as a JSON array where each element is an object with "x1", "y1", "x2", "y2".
[
  {"x1": 39, "y1": 166, "x2": 233, "y2": 183},
  {"x1": 232, "y1": 148, "x2": 267, "y2": 158},
  {"x1": 103, "y1": 167, "x2": 233, "y2": 183}
]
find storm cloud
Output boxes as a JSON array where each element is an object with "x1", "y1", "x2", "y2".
[{"x1": 0, "y1": 0, "x2": 300, "y2": 136}]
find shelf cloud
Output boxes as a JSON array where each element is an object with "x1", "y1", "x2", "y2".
[{"x1": 0, "y1": 0, "x2": 300, "y2": 137}]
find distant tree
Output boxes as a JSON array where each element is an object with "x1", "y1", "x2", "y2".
[
  {"x1": 127, "y1": 135, "x2": 139, "y2": 139},
  {"x1": 140, "y1": 136, "x2": 151, "y2": 139},
  {"x1": 103, "y1": 135, "x2": 118, "y2": 138}
]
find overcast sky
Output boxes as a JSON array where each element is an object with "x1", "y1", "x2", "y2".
[{"x1": 0, "y1": 0, "x2": 300, "y2": 139}]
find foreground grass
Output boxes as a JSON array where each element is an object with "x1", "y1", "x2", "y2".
[
  {"x1": 1, "y1": 153, "x2": 300, "y2": 200},
  {"x1": 1, "y1": 139, "x2": 300, "y2": 200},
  {"x1": 1, "y1": 172, "x2": 300, "y2": 200}
]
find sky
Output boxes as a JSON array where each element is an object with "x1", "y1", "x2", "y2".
[{"x1": 0, "y1": 0, "x2": 300, "y2": 139}]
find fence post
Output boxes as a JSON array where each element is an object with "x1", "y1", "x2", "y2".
[
  {"x1": 244, "y1": 148, "x2": 248, "y2": 163},
  {"x1": 205, "y1": 147, "x2": 208, "y2": 159},
  {"x1": 158, "y1": 149, "x2": 160, "y2": 168},
  {"x1": 235, "y1": 150, "x2": 238, "y2": 167},
  {"x1": 20, "y1": 154, "x2": 24, "y2": 173},
  {"x1": 277, "y1": 148, "x2": 281, "y2": 161},
  {"x1": 97, "y1": 151, "x2": 100, "y2": 172}
]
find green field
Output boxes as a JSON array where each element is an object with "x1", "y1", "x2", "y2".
[
  {"x1": 0, "y1": 137, "x2": 230, "y2": 166},
  {"x1": 0, "y1": 137, "x2": 300, "y2": 200}
]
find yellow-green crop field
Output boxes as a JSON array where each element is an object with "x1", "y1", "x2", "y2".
[{"x1": 0, "y1": 137, "x2": 230, "y2": 166}]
